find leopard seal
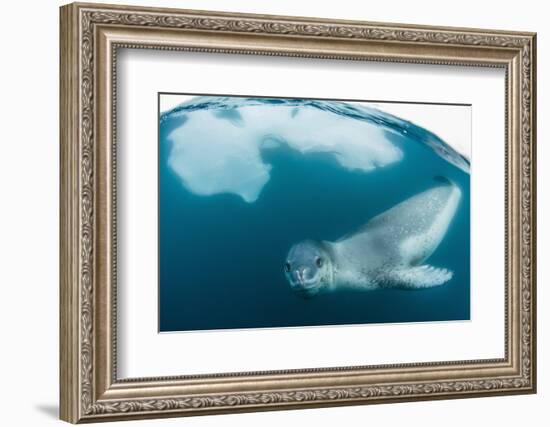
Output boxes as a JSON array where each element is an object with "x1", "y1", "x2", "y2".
[{"x1": 284, "y1": 177, "x2": 462, "y2": 298}]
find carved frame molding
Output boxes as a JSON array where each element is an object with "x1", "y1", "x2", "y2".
[{"x1": 60, "y1": 2, "x2": 536, "y2": 423}]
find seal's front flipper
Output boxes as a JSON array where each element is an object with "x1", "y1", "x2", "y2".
[{"x1": 382, "y1": 265, "x2": 453, "y2": 289}]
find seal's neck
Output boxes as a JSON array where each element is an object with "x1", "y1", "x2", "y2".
[{"x1": 319, "y1": 241, "x2": 337, "y2": 292}]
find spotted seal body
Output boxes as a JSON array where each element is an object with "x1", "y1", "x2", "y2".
[{"x1": 284, "y1": 178, "x2": 462, "y2": 298}]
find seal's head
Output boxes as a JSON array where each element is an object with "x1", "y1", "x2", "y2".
[{"x1": 284, "y1": 240, "x2": 334, "y2": 298}]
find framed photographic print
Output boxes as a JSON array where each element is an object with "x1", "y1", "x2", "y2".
[
  {"x1": 158, "y1": 93, "x2": 471, "y2": 332},
  {"x1": 60, "y1": 2, "x2": 537, "y2": 423}
]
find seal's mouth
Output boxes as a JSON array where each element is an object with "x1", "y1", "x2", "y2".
[
  {"x1": 292, "y1": 270, "x2": 319, "y2": 288},
  {"x1": 292, "y1": 280, "x2": 318, "y2": 291},
  {"x1": 288, "y1": 271, "x2": 321, "y2": 297},
  {"x1": 296, "y1": 278, "x2": 318, "y2": 288}
]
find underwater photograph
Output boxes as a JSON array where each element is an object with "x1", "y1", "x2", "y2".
[{"x1": 158, "y1": 94, "x2": 471, "y2": 332}]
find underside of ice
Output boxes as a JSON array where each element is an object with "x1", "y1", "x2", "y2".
[{"x1": 162, "y1": 97, "x2": 469, "y2": 203}]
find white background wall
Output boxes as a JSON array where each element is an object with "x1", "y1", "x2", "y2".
[{"x1": 0, "y1": 0, "x2": 545, "y2": 426}]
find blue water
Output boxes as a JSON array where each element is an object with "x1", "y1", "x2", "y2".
[{"x1": 159, "y1": 96, "x2": 470, "y2": 332}]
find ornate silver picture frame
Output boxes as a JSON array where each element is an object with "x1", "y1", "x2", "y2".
[{"x1": 60, "y1": 2, "x2": 536, "y2": 423}]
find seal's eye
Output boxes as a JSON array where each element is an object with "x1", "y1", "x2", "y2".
[
  {"x1": 315, "y1": 257, "x2": 323, "y2": 268},
  {"x1": 284, "y1": 262, "x2": 291, "y2": 273}
]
